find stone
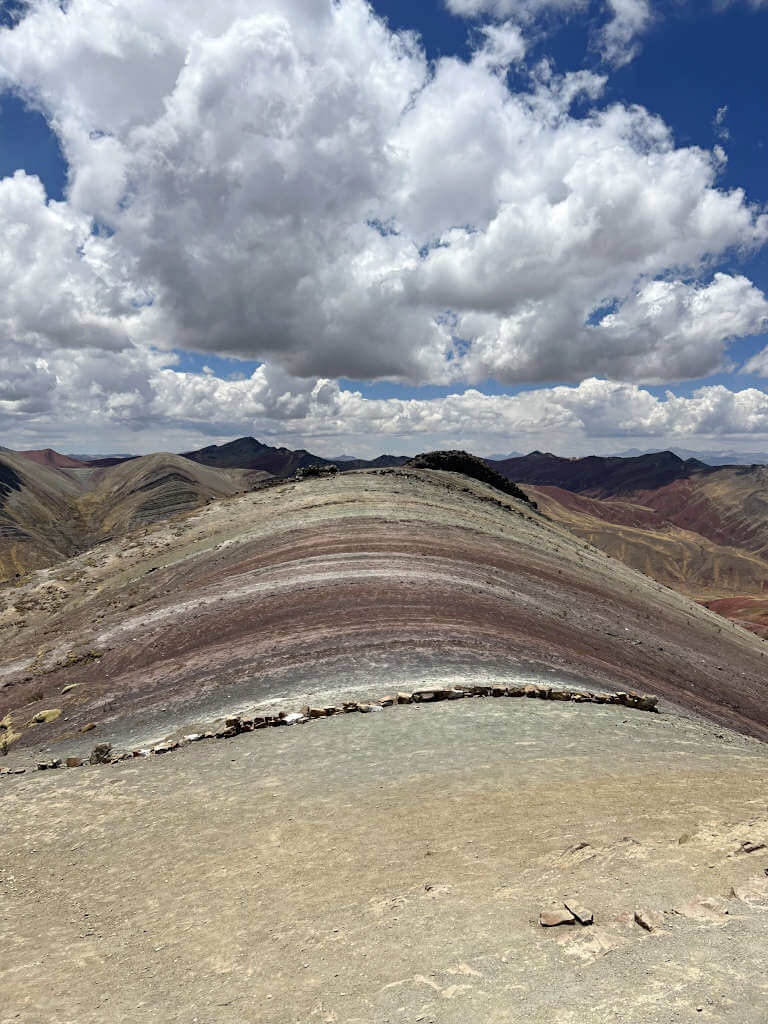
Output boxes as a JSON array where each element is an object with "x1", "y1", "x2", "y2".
[
  {"x1": 309, "y1": 708, "x2": 328, "y2": 718},
  {"x1": 152, "y1": 742, "x2": 177, "y2": 754},
  {"x1": 491, "y1": 686, "x2": 507, "y2": 697},
  {"x1": 66, "y1": 756, "x2": 83, "y2": 768},
  {"x1": 215, "y1": 726, "x2": 238, "y2": 738},
  {"x1": 524, "y1": 684, "x2": 538, "y2": 698},
  {"x1": 343, "y1": 702, "x2": 360, "y2": 712},
  {"x1": 637, "y1": 695, "x2": 658, "y2": 712},
  {"x1": 48, "y1": 758, "x2": 62, "y2": 769},
  {"x1": 396, "y1": 693, "x2": 413, "y2": 704},
  {"x1": 12, "y1": 767, "x2": 25, "y2": 774},
  {"x1": 36, "y1": 762, "x2": 49, "y2": 771},
  {"x1": 283, "y1": 713, "x2": 305, "y2": 725},
  {"x1": 445, "y1": 689, "x2": 465, "y2": 699},
  {"x1": 507, "y1": 685, "x2": 526, "y2": 697},
  {"x1": 89, "y1": 743, "x2": 112, "y2": 765},
  {"x1": 132, "y1": 749, "x2": 151, "y2": 758},
  {"x1": 412, "y1": 689, "x2": 439, "y2": 702},
  {"x1": 225, "y1": 716, "x2": 242, "y2": 729},
  {"x1": 550, "y1": 689, "x2": 571, "y2": 701},
  {"x1": 378, "y1": 696, "x2": 395, "y2": 707},
  {"x1": 539, "y1": 907, "x2": 576, "y2": 927},
  {"x1": 324, "y1": 706, "x2": 340, "y2": 715},
  {"x1": 183, "y1": 733, "x2": 203, "y2": 743},
  {"x1": 536, "y1": 687, "x2": 552, "y2": 699},
  {"x1": 357, "y1": 703, "x2": 373, "y2": 713},
  {"x1": 737, "y1": 840, "x2": 766, "y2": 855},
  {"x1": 564, "y1": 901, "x2": 593, "y2": 925},
  {"x1": 61, "y1": 684, "x2": 77, "y2": 695},
  {"x1": 473, "y1": 685, "x2": 493, "y2": 696},
  {"x1": 80, "y1": 722, "x2": 97, "y2": 733},
  {"x1": 634, "y1": 908, "x2": 664, "y2": 932},
  {"x1": 28, "y1": 708, "x2": 62, "y2": 726}
]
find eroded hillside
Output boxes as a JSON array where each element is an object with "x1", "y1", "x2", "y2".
[
  {"x1": 0, "y1": 450, "x2": 267, "y2": 580},
  {"x1": 493, "y1": 452, "x2": 768, "y2": 636},
  {"x1": 2, "y1": 466, "x2": 768, "y2": 764}
]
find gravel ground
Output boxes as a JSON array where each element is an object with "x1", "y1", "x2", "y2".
[{"x1": 3, "y1": 697, "x2": 768, "y2": 1024}]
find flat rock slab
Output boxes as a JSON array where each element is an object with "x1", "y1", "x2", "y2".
[
  {"x1": 540, "y1": 907, "x2": 576, "y2": 927},
  {"x1": 564, "y1": 901, "x2": 594, "y2": 925}
]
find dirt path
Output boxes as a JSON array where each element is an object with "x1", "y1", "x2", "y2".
[{"x1": 3, "y1": 698, "x2": 768, "y2": 1023}]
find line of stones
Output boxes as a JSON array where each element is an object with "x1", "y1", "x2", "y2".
[{"x1": 1, "y1": 683, "x2": 658, "y2": 776}]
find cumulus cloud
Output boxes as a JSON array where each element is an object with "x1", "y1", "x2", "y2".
[
  {"x1": 0, "y1": 0, "x2": 767, "y2": 453},
  {"x1": 444, "y1": 0, "x2": 649, "y2": 65}
]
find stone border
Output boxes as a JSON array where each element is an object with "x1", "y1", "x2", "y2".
[{"x1": 0, "y1": 684, "x2": 658, "y2": 776}]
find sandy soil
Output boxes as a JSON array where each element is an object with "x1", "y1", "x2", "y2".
[{"x1": 2, "y1": 698, "x2": 768, "y2": 1023}]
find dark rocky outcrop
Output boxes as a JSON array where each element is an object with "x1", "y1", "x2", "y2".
[{"x1": 407, "y1": 450, "x2": 534, "y2": 505}]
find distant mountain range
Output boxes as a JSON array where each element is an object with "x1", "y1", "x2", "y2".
[{"x1": 612, "y1": 447, "x2": 768, "y2": 466}]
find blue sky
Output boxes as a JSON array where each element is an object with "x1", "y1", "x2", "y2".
[{"x1": 2, "y1": 0, "x2": 768, "y2": 456}]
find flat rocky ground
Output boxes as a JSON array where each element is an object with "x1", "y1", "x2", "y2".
[{"x1": 3, "y1": 697, "x2": 768, "y2": 1024}]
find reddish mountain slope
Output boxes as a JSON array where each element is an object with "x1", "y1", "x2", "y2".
[
  {"x1": 17, "y1": 449, "x2": 88, "y2": 469},
  {"x1": 497, "y1": 455, "x2": 768, "y2": 635}
]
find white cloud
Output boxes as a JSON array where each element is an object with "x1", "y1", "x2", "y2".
[
  {"x1": 713, "y1": 104, "x2": 730, "y2": 141},
  {"x1": 444, "y1": 0, "x2": 649, "y2": 65},
  {"x1": 0, "y1": 0, "x2": 767, "y2": 454},
  {"x1": 600, "y1": 0, "x2": 651, "y2": 66}
]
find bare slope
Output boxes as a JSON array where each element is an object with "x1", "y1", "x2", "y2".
[
  {"x1": 0, "y1": 451, "x2": 265, "y2": 580},
  {"x1": 2, "y1": 467, "x2": 768, "y2": 762},
  {"x1": 495, "y1": 452, "x2": 768, "y2": 635}
]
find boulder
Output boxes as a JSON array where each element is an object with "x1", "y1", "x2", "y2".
[
  {"x1": 66, "y1": 756, "x2": 84, "y2": 768},
  {"x1": 396, "y1": 693, "x2": 413, "y2": 704},
  {"x1": 309, "y1": 708, "x2": 328, "y2": 718}
]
